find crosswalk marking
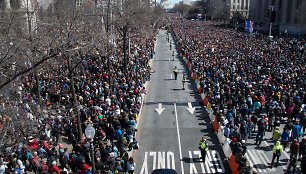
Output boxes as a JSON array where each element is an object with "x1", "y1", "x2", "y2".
[
  {"x1": 258, "y1": 151, "x2": 275, "y2": 172},
  {"x1": 246, "y1": 149, "x2": 265, "y2": 173},
  {"x1": 245, "y1": 149, "x2": 298, "y2": 173}
]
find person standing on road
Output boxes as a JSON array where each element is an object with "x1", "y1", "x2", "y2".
[
  {"x1": 127, "y1": 157, "x2": 136, "y2": 174},
  {"x1": 172, "y1": 51, "x2": 175, "y2": 61},
  {"x1": 182, "y1": 75, "x2": 187, "y2": 90},
  {"x1": 199, "y1": 137, "x2": 209, "y2": 162},
  {"x1": 173, "y1": 66, "x2": 179, "y2": 80},
  {"x1": 293, "y1": 121, "x2": 302, "y2": 142},
  {"x1": 255, "y1": 118, "x2": 266, "y2": 146},
  {"x1": 270, "y1": 141, "x2": 283, "y2": 168},
  {"x1": 272, "y1": 126, "x2": 281, "y2": 144},
  {"x1": 289, "y1": 139, "x2": 300, "y2": 161}
]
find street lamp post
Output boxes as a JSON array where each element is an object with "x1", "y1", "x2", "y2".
[
  {"x1": 235, "y1": 3, "x2": 240, "y2": 30},
  {"x1": 268, "y1": 6, "x2": 275, "y2": 39},
  {"x1": 85, "y1": 125, "x2": 96, "y2": 173}
]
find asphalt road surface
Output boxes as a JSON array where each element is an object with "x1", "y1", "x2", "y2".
[{"x1": 134, "y1": 30, "x2": 229, "y2": 174}]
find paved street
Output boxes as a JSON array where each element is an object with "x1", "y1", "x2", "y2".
[
  {"x1": 134, "y1": 30, "x2": 229, "y2": 174},
  {"x1": 241, "y1": 122, "x2": 301, "y2": 174},
  {"x1": 221, "y1": 105, "x2": 302, "y2": 174}
]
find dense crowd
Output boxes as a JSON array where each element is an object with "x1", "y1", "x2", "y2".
[
  {"x1": 0, "y1": 28, "x2": 157, "y2": 174},
  {"x1": 170, "y1": 15, "x2": 305, "y2": 173}
]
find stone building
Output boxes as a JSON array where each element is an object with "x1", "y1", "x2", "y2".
[
  {"x1": 250, "y1": 0, "x2": 306, "y2": 34},
  {"x1": 0, "y1": 0, "x2": 37, "y2": 35},
  {"x1": 229, "y1": 0, "x2": 250, "y2": 18}
]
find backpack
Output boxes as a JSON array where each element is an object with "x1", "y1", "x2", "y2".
[
  {"x1": 293, "y1": 125, "x2": 301, "y2": 136},
  {"x1": 276, "y1": 149, "x2": 281, "y2": 156}
]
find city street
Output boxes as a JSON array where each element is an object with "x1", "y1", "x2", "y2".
[{"x1": 134, "y1": 30, "x2": 229, "y2": 174}]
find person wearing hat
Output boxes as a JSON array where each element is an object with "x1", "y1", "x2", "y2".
[
  {"x1": 270, "y1": 141, "x2": 283, "y2": 168},
  {"x1": 272, "y1": 126, "x2": 281, "y2": 144},
  {"x1": 199, "y1": 137, "x2": 209, "y2": 162}
]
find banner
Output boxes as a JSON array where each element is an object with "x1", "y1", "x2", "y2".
[{"x1": 245, "y1": 20, "x2": 254, "y2": 33}]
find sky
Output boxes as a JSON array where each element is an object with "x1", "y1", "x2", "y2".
[{"x1": 159, "y1": 0, "x2": 182, "y2": 4}]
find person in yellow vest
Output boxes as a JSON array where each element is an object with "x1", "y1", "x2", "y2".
[
  {"x1": 272, "y1": 126, "x2": 280, "y2": 144},
  {"x1": 173, "y1": 66, "x2": 179, "y2": 80},
  {"x1": 199, "y1": 137, "x2": 209, "y2": 162},
  {"x1": 182, "y1": 75, "x2": 187, "y2": 90},
  {"x1": 270, "y1": 140, "x2": 283, "y2": 168}
]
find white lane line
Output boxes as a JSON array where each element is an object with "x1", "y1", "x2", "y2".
[
  {"x1": 206, "y1": 151, "x2": 215, "y2": 173},
  {"x1": 249, "y1": 150, "x2": 265, "y2": 172},
  {"x1": 189, "y1": 151, "x2": 197, "y2": 173},
  {"x1": 258, "y1": 151, "x2": 275, "y2": 172},
  {"x1": 174, "y1": 103, "x2": 184, "y2": 174},
  {"x1": 204, "y1": 152, "x2": 211, "y2": 173},
  {"x1": 213, "y1": 150, "x2": 225, "y2": 173},
  {"x1": 263, "y1": 140, "x2": 290, "y2": 169},
  {"x1": 171, "y1": 73, "x2": 173, "y2": 80},
  {"x1": 245, "y1": 151, "x2": 255, "y2": 172}
]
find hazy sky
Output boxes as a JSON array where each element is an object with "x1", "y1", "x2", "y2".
[{"x1": 159, "y1": 0, "x2": 182, "y2": 4}]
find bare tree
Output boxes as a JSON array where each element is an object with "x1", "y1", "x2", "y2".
[
  {"x1": 0, "y1": 0, "x2": 105, "y2": 147},
  {"x1": 111, "y1": 0, "x2": 154, "y2": 68}
]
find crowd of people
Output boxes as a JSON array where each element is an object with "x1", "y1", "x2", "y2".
[
  {"x1": 170, "y1": 15, "x2": 305, "y2": 173},
  {"x1": 0, "y1": 26, "x2": 157, "y2": 174}
]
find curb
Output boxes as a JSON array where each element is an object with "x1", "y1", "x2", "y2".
[{"x1": 173, "y1": 34, "x2": 238, "y2": 174}]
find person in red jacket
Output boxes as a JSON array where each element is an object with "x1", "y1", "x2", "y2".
[
  {"x1": 80, "y1": 160, "x2": 91, "y2": 174},
  {"x1": 49, "y1": 161, "x2": 60, "y2": 174}
]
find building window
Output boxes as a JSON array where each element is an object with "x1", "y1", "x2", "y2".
[
  {"x1": 241, "y1": 0, "x2": 244, "y2": 9},
  {"x1": 75, "y1": 0, "x2": 84, "y2": 7}
]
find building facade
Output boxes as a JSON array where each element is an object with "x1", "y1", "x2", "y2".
[
  {"x1": 250, "y1": 0, "x2": 306, "y2": 34},
  {"x1": 0, "y1": 0, "x2": 37, "y2": 35},
  {"x1": 229, "y1": 0, "x2": 250, "y2": 18}
]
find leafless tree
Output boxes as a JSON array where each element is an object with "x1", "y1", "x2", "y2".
[{"x1": 0, "y1": 0, "x2": 105, "y2": 147}]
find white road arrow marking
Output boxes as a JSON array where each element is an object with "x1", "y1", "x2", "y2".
[
  {"x1": 155, "y1": 103, "x2": 165, "y2": 115},
  {"x1": 186, "y1": 102, "x2": 196, "y2": 114}
]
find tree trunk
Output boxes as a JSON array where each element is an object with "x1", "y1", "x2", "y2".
[
  {"x1": 123, "y1": 27, "x2": 128, "y2": 69},
  {"x1": 34, "y1": 69, "x2": 42, "y2": 109},
  {"x1": 68, "y1": 57, "x2": 83, "y2": 142}
]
